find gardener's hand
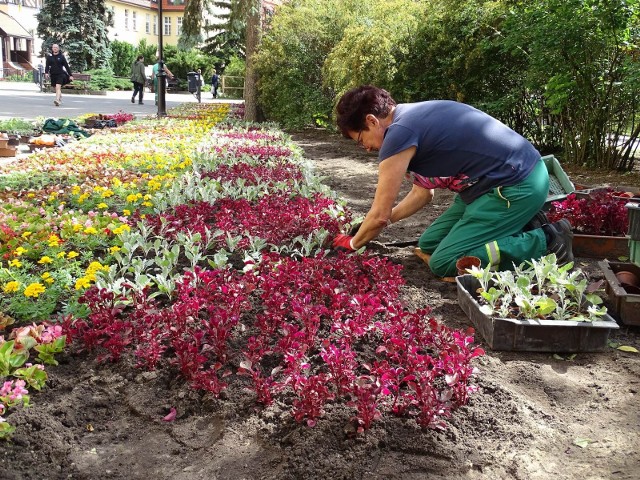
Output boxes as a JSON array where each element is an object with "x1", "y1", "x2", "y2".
[{"x1": 332, "y1": 234, "x2": 356, "y2": 252}]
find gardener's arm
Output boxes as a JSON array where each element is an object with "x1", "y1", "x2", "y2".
[
  {"x1": 351, "y1": 147, "x2": 416, "y2": 249},
  {"x1": 390, "y1": 183, "x2": 434, "y2": 221}
]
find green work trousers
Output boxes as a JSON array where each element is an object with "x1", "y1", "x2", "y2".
[{"x1": 418, "y1": 158, "x2": 549, "y2": 277}]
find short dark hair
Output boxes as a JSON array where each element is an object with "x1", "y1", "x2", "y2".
[
  {"x1": 336, "y1": 85, "x2": 397, "y2": 138},
  {"x1": 137, "y1": 54, "x2": 144, "y2": 61}
]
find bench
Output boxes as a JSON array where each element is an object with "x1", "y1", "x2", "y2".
[
  {"x1": 62, "y1": 73, "x2": 91, "y2": 90},
  {"x1": 41, "y1": 73, "x2": 92, "y2": 93}
]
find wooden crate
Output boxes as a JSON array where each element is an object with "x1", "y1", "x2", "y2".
[{"x1": 0, "y1": 146, "x2": 17, "y2": 157}]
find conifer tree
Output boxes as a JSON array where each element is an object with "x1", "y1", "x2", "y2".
[{"x1": 37, "y1": 0, "x2": 113, "y2": 71}]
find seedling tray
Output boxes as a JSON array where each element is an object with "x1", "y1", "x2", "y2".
[
  {"x1": 543, "y1": 155, "x2": 575, "y2": 204},
  {"x1": 456, "y1": 275, "x2": 619, "y2": 352},
  {"x1": 574, "y1": 186, "x2": 640, "y2": 202},
  {"x1": 572, "y1": 233, "x2": 630, "y2": 259},
  {"x1": 599, "y1": 260, "x2": 640, "y2": 326}
]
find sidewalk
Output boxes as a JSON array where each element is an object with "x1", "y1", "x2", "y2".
[{"x1": 0, "y1": 80, "x2": 242, "y2": 121}]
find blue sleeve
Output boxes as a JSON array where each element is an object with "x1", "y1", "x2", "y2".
[{"x1": 378, "y1": 124, "x2": 419, "y2": 162}]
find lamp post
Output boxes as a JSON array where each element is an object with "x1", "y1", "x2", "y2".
[{"x1": 156, "y1": 0, "x2": 167, "y2": 117}]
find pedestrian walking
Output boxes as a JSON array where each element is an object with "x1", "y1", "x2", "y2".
[
  {"x1": 130, "y1": 54, "x2": 146, "y2": 105},
  {"x1": 44, "y1": 44, "x2": 73, "y2": 107},
  {"x1": 332, "y1": 85, "x2": 573, "y2": 278},
  {"x1": 211, "y1": 70, "x2": 220, "y2": 98},
  {"x1": 153, "y1": 58, "x2": 175, "y2": 105}
]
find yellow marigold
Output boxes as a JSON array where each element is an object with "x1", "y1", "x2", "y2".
[
  {"x1": 75, "y1": 277, "x2": 91, "y2": 290},
  {"x1": 109, "y1": 246, "x2": 121, "y2": 254},
  {"x1": 67, "y1": 251, "x2": 80, "y2": 259},
  {"x1": 15, "y1": 247, "x2": 28, "y2": 256},
  {"x1": 142, "y1": 201, "x2": 153, "y2": 207},
  {"x1": 112, "y1": 225, "x2": 130, "y2": 235},
  {"x1": 84, "y1": 227, "x2": 98, "y2": 235},
  {"x1": 78, "y1": 193, "x2": 89, "y2": 203},
  {"x1": 97, "y1": 203, "x2": 108, "y2": 209},
  {"x1": 24, "y1": 283, "x2": 46, "y2": 298},
  {"x1": 21, "y1": 232, "x2": 32, "y2": 239},
  {"x1": 3, "y1": 281, "x2": 21, "y2": 293},
  {"x1": 27, "y1": 192, "x2": 35, "y2": 198},
  {"x1": 8, "y1": 259, "x2": 22, "y2": 268},
  {"x1": 126, "y1": 193, "x2": 139, "y2": 203},
  {"x1": 71, "y1": 186, "x2": 81, "y2": 195},
  {"x1": 86, "y1": 261, "x2": 104, "y2": 274},
  {"x1": 72, "y1": 224, "x2": 83, "y2": 232},
  {"x1": 123, "y1": 209, "x2": 131, "y2": 216},
  {"x1": 38, "y1": 256, "x2": 53, "y2": 264},
  {"x1": 112, "y1": 178, "x2": 122, "y2": 187},
  {"x1": 101, "y1": 189, "x2": 114, "y2": 198},
  {"x1": 48, "y1": 235, "x2": 61, "y2": 247},
  {"x1": 57, "y1": 252, "x2": 66, "y2": 258}
]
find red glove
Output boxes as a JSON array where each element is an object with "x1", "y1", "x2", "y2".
[{"x1": 332, "y1": 234, "x2": 356, "y2": 251}]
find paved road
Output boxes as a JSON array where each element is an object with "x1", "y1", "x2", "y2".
[{"x1": 0, "y1": 81, "x2": 240, "y2": 121}]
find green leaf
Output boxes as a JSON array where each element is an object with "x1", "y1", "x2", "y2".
[
  {"x1": 617, "y1": 345, "x2": 639, "y2": 353},
  {"x1": 573, "y1": 438, "x2": 594, "y2": 449}
]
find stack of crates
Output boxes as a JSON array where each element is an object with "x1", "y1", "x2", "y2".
[
  {"x1": 627, "y1": 202, "x2": 640, "y2": 265},
  {"x1": 0, "y1": 133, "x2": 17, "y2": 158}
]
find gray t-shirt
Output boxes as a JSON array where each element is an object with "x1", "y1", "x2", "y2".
[{"x1": 378, "y1": 101, "x2": 541, "y2": 203}]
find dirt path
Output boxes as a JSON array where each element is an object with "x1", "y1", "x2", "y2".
[{"x1": 2, "y1": 129, "x2": 639, "y2": 480}]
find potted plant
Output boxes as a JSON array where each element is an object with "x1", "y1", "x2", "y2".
[
  {"x1": 599, "y1": 260, "x2": 640, "y2": 326},
  {"x1": 547, "y1": 190, "x2": 630, "y2": 257},
  {"x1": 0, "y1": 118, "x2": 39, "y2": 144},
  {"x1": 456, "y1": 254, "x2": 619, "y2": 351}
]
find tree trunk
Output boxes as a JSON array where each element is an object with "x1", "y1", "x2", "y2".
[{"x1": 244, "y1": 0, "x2": 261, "y2": 122}]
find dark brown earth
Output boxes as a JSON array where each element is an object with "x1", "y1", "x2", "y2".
[{"x1": 2, "y1": 129, "x2": 640, "y2": 480}]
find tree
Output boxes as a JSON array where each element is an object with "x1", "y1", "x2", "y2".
[
  {"x1": 181, "y1": 0, "x2": 247, "y2": 72},
  {"x1": 502, "y1": 0, "x2": 640, "y2": 169},
  {"x1": 109, "y1": 40, "x2": 136, "y2": 77},
  {"x1": 37, "y1": 0, "x2": 113, "y2": 72},
  {"x1": 178, "y1": 0, "x2": 205, "y2": 50},
  {"x1": 136, "y1": 39, "x2": 159, "y2": 63},
  {"x1": 244, "y1": 0, "x2": 261, "y2": 121},
  {"x1": 36, "y1": 0, "x2": 65, "y2": 53}
]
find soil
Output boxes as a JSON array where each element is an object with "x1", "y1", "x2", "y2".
[{"x1": 2, "y1": 129, "x2": 640, "y2": 480}]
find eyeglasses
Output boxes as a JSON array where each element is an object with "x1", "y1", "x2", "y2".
[{"x1": 356, "y1": 129, "x2": 364, "y2": 147}]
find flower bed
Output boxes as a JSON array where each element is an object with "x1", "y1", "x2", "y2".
[{"x1": 0, "y1": 102, "x2": 484, "y2": 437}]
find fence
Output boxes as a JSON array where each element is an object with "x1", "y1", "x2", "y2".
[{"x1": 220, "y1": 75, "x2": 245, "y2": 98}]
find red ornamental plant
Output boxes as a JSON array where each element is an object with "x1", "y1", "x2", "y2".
[
  {"x1": 201, "y1": 162, "x2": 305, "y2": 186},
  {"x1": 213, "y1": 144, "x2": 293, "y2": 161},
  {"x1": 137, "y1": 193, "x2": 347, "y2": 249},
  {"x1": 218, "y1": 131, "x2": 282, "y2": 142},
  {"x1": 66, "y1": 252, "x2": 483, "y2": 432},
  {"x1": 547, "y1": 190, "x2": 629, "y2": 236},
  {"x1": 104, "y1": 110, "x2": 135, "y2": 125}
]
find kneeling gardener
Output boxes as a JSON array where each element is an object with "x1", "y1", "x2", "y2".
[{"x1": 332, "y1": 85, "x2": 573, "y2": 277}]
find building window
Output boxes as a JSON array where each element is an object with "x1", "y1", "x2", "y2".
[
  {"x1": 132, "y1": 11, "x2": 137, "y2": 31},
  {"x1": 164, "y1": 16, "x2": 171, "y2": 36},
  {"x1": 146, "y1": 14, "x2": 150, "y2": 34},
  {"x1": 177, "y1": 17, "x2": 183, "y2": 36},
  {"x1": 124, "y1": 9, "x2": 129, "y2": 30},
  {"x1": 153, "y1": 16, "x2": 157, "y2": 35}
]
